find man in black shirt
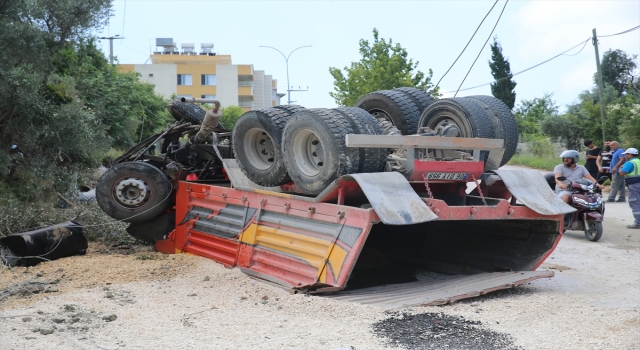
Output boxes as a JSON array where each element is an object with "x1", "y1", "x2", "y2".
[
  {"x1": 597, "y1": 139, "x2": 613, "y2": 181},
  {"x1": 584, "y1": 139, "x2": 602, "y2": 179}
]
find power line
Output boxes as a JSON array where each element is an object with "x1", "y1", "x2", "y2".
[
  {"x1": 454, "y1": 0, "x2": 509, "y2": 96},
  {"x1": 599, "y1": 25, "x2": 640, "y2": 37},
  {"x1": 435, "y1": 0, "x2": 499, "y2": 88},
  {"x1": 440, "y1": 24, "x2": 639, "y2": 95}
]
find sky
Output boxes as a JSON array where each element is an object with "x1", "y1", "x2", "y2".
[{"x1": 96, "y1": 0, "x2": 640, "y2": 112}]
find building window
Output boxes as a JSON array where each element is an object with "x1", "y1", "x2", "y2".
[
  {"x1": 177, "y1": 94, "x2": 192, "y2": 99},
  {"x1": 201, "y1": 95, "x2": 217, "y2": 100},
  {"x1": 201, "y1": 74, "x2": 216, "y2": 86},
  {"x1": 177, "y1": 74, "x2": 192, "y2": 86}
]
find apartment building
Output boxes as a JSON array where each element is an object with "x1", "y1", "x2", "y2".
[{"x1": 118, "y1": 39, "x2": 283, "y2": 112}]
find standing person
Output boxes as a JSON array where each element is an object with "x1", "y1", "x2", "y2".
[
  {"x1": 608, "y1": 141, "x2": 626, "y2": 202},
  {"x1": 619, "y1": 148, "x2": 640, "y2": 229},
  {"x1": 597, "y1": 139, "x2": 613, "y2": 181},
  {"x1": 583, "y1": 139, "x2": 602, "y2": 179}
]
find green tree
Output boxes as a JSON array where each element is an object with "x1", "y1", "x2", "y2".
[
  {"x1": 514, "y1": 93, "x2": 558, "y2": 136},
  {"x1": 608, "y1": 91, "x2": 640, "y2": 146},
  {"x1": 539, "y1": 114, "x2": 584, "y2": 150},
  {"x1": 219, "y1": 106, "x2": 243, "y2": 130},
  {"x1": 566, "y1": 84, "x2": 622, "y2": 143},
  {"x1": 329, "y1": 28, "x2": 439, "y2": 106},
  {"x1": 488, "y1": 36, "x2": 517, "y2": 109},
  {"x1": 594, "y1": 49, "x2": 638, "y2": 96},
  {"x1": 0, "y1": 0, "x2": 170, "y2": 201}
]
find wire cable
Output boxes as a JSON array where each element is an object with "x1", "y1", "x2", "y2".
[
  {"x1": 435, "y1": 0, "x2": 499, "y2": 88},
  {"x1": 454, "y1": 0, "x2": 509, "y2": 96},
  {"x1": 599, "y1": 25, "x2": 640, "y2": 37},
  {"x1": 439, "y1": 24, "x2": 640, "y2": 94},
  {"x1": 121, "y1": 0, "x2": 127, "y2": 40}
]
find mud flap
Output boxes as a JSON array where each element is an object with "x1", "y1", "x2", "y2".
[
  {"x1": 326, "y1": 270, "x2": 554, "y2": 309},
  {"x1": 344, "y1": 172, "x2": 438, "y2": 225},
  {"x1": 492, "y1": 169, "x2": 576, "y2": 215}
]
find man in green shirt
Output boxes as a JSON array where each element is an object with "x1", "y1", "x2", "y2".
[{"x1": 619, "y1": 148, "x2": 640, "y2": 229}]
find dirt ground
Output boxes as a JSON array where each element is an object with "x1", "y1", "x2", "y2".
[{"x1": 1, "y1": 185, "x2": 639, "y2": 349}]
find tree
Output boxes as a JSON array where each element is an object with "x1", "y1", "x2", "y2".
[
  {"x1": 0, "y1": 0, "x2": 170, "y2": 201},
  {"x1": 329, "y1": 28, "x2": 438, "y2": 106},
  {"x1": 594, "y1": 49, "x2": 638, "y2": 96},
  {"x1": 488, "y1": 36, "x2": 517, "y2": 109},
  {"x1": 540, "y1": 114, "x2": 584, "y2": 150},
  {"x1": 566, "y1": 84, "x2": 622, "y2": 143},
  {"x1": 219, "y1": 106, "x2": 243, "y2": 130},
  {"x1": 513, "y1": 93, "x2": 558, "y2": 136}
]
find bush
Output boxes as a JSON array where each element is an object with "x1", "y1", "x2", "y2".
[
  {"x1": 522, "y1": 134, "x2": 555, "y2": 158},
  {"x1": 0, "y1": 198, "x2": 133, "y2": 245}
]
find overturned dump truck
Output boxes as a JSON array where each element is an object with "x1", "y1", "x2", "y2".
[{"x1": 96, "y1": 91, "x2": 575, "y2": 308}]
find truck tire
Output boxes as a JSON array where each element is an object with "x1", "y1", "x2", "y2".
[
  {"x1": 232, "y1": 109, "x2": 291, "y2": 186},
  {"x1": 466, "y1": 95, "x2": 518, "y2": 166},
  {"x1": 392, "y1": 87, "x2": 435, "y2": 115},
  {"x1": 334, "y1": 107, "x2": 387, "y2": 173},
  {"x1": 126, "y1": 213, "x2": 175, "y2": 243},
  {"x1": 167, "y1": 101, "x2": 225, "y2": 129},
  {"x1": 355, "y1": 90, "x2": 421, "y2": 135},
  {"x1": 282, "y1": 109, "x2": 358, "y2": 195},
  {"x1": 272, "y1": 104, "x2": 306, "y2": 116},
  {"x1": 418, "y1": 98, "x2": 495, "y2": 168},
  {"x1": 96, "y1": 162, "x2": 172, "y2": 224}
]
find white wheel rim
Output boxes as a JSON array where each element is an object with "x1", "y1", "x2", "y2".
[
  {"x1": 114, "y1": 178, "x2": 150, "y2": 207},
  {"x1": 243, "y1": 128, "x2": 275, "y2": 170},
  {"x1": 292, "y1": 129, "x2": 323, "y2": 177}
]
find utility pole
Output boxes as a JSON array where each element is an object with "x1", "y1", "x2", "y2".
[
  {"x1": 592, "y1": 28, "x2": 607, "y2": 147},
  {"x1": 259, "y1": 45, "x2": 312, "y2": 104},
  {"x1": 98, "y1": 35, "x2": 124, "y2": 64}
]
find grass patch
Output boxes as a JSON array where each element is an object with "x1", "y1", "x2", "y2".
[
  {"x1": 507, "y1": 154, "x2": 558, "y2": 171},
  {"x1": 134, "y1": 252, "x2": 166, "y2": 260}
]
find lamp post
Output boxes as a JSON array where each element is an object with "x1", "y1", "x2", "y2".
[
  {"x1": 98, "y1": 35, "x2": 124, "y2": 64},
  {"x1": 260, "y1": 45, "x2": 312, "y2": 104}
]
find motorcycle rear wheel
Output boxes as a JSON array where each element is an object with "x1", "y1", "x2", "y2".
[{"x1": 584, "y1": 220, "x2": 603, "y2": 242}]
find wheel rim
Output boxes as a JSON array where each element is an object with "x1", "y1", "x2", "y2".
[
  {"x1": 243, "y1": 128, "x2": 275, "y2": 170},
  {"x1": 369, "y1": 109, "x2": 393, "y2": 124},
  {"x1": 114, "y1": 177, "x2": 150, "y2": 207},
  {"x1": 421, "y1": 112, "x2": 472, "y2": 137},
  {"x1": 292, "y1": 129, "x2": 324, "y2": 177}
]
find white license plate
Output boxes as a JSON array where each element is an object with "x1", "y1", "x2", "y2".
[{"x1": 426, "y1": 172, "x2": 468, "y2": 180}]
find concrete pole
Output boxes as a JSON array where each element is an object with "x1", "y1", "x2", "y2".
[{"x1": 592, "y1": 28, "x2": 607, "y2": 147}]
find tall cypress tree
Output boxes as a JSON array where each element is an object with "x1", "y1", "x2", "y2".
[{"x1": 489, "y1": 36, "x2": 517, "y2": 109}]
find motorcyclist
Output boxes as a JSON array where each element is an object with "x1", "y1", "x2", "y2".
[{"x1": 554, "y1": 150, "x2": 603, "y2": 204}]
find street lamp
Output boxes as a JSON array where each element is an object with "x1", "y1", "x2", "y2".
[
  {"x1": 98, "y1": 34, "x2": 124, "y2": 64},
  {"x1": 259, "y1": 45, "x2": 312, "y2": 104}
]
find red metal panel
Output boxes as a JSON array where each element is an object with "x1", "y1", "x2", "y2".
[
  {"x1": 246, "y1": 247, "x2": 318, "y2": 287},
  {"x1": 183, "y1": 230, "x2": 238, "y2": 267}
]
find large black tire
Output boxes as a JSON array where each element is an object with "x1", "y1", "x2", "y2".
[
  {"x1": 232, "y1": 109, "x2": 291, "y2": 186},
  {"x1": 96, "y1": 162, "x2": 172, "y2": 224},
  {"x1": 272, "y1": 104, "x2": 306, "y2": 116},
  {"x1": 418, "y1": 98, "x2": 495, "y2": 168},
  {"x1": 392, "y1": 87, "x2": 436, "y2": 115},
  {"x1": 167, "y1": 101, "x2": 225, "y2": 129},
  {"x1": 355, "y1": 90, "x2": 421, "y2": 135},
  {"x1": 126, "y1": 213, "x2": 175, "y2": 243},
  {"x1": 282, "y1": 109, "x2": 359, "y2": 195},
  {"x1": 467, "y1": 95, "x2": 518, "y2": 166},
  {"x1": 334, "y1": 107, "x2": 387, "y2": 173}
]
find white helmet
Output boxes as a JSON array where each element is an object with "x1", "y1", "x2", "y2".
[{"x1": 560, "y1": 150, "x2": 580, "y2": 164}]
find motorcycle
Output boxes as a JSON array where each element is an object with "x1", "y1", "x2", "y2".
[{"x1": 544, "y1": 174, "x2": 606, "y2": 242}]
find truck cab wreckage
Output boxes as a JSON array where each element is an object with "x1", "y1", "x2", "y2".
[{"x1": 96, "y1": 91, "x2": 575, "y2": 308}]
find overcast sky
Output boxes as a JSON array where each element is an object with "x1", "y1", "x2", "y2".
[{"x1": 96, "y1": 0, "x2": 639, "y2": 112}]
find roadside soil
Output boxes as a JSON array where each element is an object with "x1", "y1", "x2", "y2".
[{"x1": 1, "y1": 168, "x2": 638, "y2": 350}]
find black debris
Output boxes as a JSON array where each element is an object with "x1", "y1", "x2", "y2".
[{"x1": 372, "y1": 312, "x2": 522, "y2": 350}]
